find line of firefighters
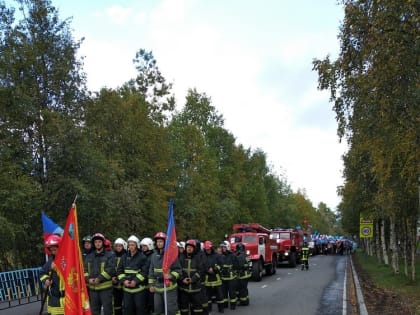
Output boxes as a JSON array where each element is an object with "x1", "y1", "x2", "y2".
[{"x1": 40, "y1": 232, "x2": 251, "y2": 315}]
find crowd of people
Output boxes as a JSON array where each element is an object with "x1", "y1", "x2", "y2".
[
  {"x1": 40, "y1": 231, "x2": 252, "y2": 315},
  {"x1": 308, "y1": 234, "x2": 355, "y2": 256}
]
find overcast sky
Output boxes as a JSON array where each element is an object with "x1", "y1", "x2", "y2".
[{"x1": 51, "y1": 0, "x2": 347, "y2": 211}]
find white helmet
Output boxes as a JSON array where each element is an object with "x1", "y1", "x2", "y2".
[
  {"x1": 180, "y1": 241, "x2": 186, "y2": 249},
  {"x1": 127, "y1": 235, "x2": 140, "y2": 248},
  {"x1": 114, "y1": 237, "x2": 127, "y2": 250},
  {"x1": 220, "y1": 240, "x2": 230, "y2": 251},
  {"x1": 140, "y1": 237, "x2": 154, "y2": 251}
]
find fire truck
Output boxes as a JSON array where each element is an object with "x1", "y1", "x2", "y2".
[
  {"x1": 228, "y1": 223, "x2": 278, "y2": 281},
  {"x1": 270, "y1": 228, "x2": 304, "y2": 267}
]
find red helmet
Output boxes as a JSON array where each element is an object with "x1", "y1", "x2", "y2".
[
  {"x1": 91, "y1": 232, "x2": 105, "y2": 243},
  {"x1": 204, "y1": 241, "x2": 213, "y2": 249},
  {"x1": 104, "y1": 239, "x2": 112, "y2": 251},
  {"x1": 154, "y1": 232, "x2": 167, "y2": 241},
  {"x1": 45, "y1": 234, "x2": 61, "y2": 247},
  {"x1": 186, "y1": 239, "x2": 196, "y2": 248}
]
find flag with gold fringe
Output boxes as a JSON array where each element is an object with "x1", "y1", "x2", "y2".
[{"x1": 54, "y1": 203, "x2": 91, "y2": 315}]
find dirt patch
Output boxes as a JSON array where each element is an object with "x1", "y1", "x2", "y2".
[{"x1": 352, "y1": 257, "x2": 419, "y2": 315}]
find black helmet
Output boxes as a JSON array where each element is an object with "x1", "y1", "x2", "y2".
[{"x1": 236, "y1": 243, "x2": 246, "y2": 252}]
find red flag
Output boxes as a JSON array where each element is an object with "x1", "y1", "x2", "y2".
[
  {"x1": 162, "y1": 199, "x2": 177, "y2": 284},
  {"x1": 54, "y1": 204, "x2": 91, "y2": 315}
]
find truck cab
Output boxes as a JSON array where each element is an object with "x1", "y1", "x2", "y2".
[
  {"x1": 229, "y1": 223, "x2": 278, "y2": 281},
  {"x1": 270, "y1": 228, "x2": 304, "y2": 267}
]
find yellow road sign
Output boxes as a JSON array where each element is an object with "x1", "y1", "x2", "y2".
[{"x1": 359, "y1": 223, "x2": 373, "y2": 238}]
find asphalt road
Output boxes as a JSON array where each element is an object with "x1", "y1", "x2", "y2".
[
  {"x1": 1, "y1": 254, "x2": 349, "y2": 315},
  {"x1": 222, "y1": 254, "x2": 347, "y2": 315}
]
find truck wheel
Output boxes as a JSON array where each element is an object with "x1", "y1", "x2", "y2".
[
  {"x1": 252, "y1": 260, "x2": 263, "y2": 281},
  {"x1": 266, "y1": 255, "x2": 276, "y2": 275},
  {"x1": 289, "y1": 252, "x2": 297, "y2": 267}
]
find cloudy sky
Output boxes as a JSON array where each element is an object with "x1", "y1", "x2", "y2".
[{"x1": 51, "y1": 0, "x2": 347, "y2": 210}]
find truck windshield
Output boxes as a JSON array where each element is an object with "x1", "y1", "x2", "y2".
[
  {"x1": 271, "y1": 232, "x2": 290, "y2": 239},
  {"x1": 231, "y1": 235, "x2": 257, "y2": 243},
  {"x1": 244, "y1": 235, "x2": 257, "y2": 243}
]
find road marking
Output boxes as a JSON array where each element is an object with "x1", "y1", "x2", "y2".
[
  {"x1": 350, "y1": 256, "x2": 368, "y2": 315},
  {"x1": 261, "y1": 285, "x2": 268, "y2": 288},
  {"x1": 287, "y1": 272, "x2": 292, "y2": 275},
  {"x1": 342, "y1": 256, "x2": 347, "y2": 315},
  {"x1": 276, "y1": 277, "x2": 281, "y2": 280}
]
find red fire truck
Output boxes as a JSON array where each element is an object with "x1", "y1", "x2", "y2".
[
  {"x1": 270, "y1": 228, "x2": 304, "y2": 267},
  {"x1": 229, "y1": 223, "x2": 278, "y2": 281}
]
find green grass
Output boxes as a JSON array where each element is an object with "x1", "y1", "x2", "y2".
[{"x1": 354, "y1": 249, "x2": 420, "y2": 296}]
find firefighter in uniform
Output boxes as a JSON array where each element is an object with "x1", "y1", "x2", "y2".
[
  {"x1": 178, "y1": 239, "x2": 207, "y2": 315},
  {"x1": 82, "y1": 235, "x2": 93, "y2": 262},
  {"x1": 40, "y1": 234, "x2": 64, "y2": 315},
  {"x1": 148, "y1": 232, "x2": 181, "y2": 315},
  {"x1": 117, "y1": 235, "x2": 149, "y2": 315},
  {"x1": 140, "y1": 237, "x2": 155, "y2": 314},
  {"x1": 301, "y1": 241, "x2": 309, "y2": 270},
  {"x1": 203, "y1": 240, "x2": 224, "y2": 313},
  {"x1": 220, "y1": 241, "x2": 238, "y2": 310},
  {"x1": 84, "y1": 232, "x2": 116, "y2": 315},
  {"x1": 234, "y1": 243, "x2": 251, "y2": 306},
  {"x1": 113, "y1": 238, "x2": 127, "y2": 315}
]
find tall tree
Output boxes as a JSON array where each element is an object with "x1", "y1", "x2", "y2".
[
  {"x1": 313, "y1": 0, "x2": 419, "y2": 278},
  {"x1": 0, "y1": 0, "x2": 86, "y2": 266}
]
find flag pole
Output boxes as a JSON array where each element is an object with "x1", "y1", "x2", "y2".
[
  {"x1": 164, "y1": 280, "x2": 168, "y2": 315},
  {"x1": 73, "y1": 194, "x2": 78, "y2": 205}
]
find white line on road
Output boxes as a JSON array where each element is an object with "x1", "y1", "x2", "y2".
[
  {"x1": 351, "y1": 256, "x2": 368, "y2": 315},
  {"x1": 343, "y1": 256, "x2": 347, "y2": 315},
  {"x1": 261, "y1": 285, "x2": 268, "y2": 288},
  {"x1": 276, "y1": 277, "x2": 281, "y2": 280}
]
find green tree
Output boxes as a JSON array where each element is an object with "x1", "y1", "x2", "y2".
[
  {"x1": 0, "y1": 0, "x2": 86, "y2": 266},
  {"x1": 84, "y1": 86, "x2": 174, "y2": 238},
  {"x1": 313, "y1": 0, "x2": 419, "y2": 278},
  {"x1": 168, "y1": 90, "x2": 220, "y2": 239}
]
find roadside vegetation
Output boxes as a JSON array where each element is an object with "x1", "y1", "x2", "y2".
[{"x1": 353, "y1": 249, "x2": 420, "y2": 314}]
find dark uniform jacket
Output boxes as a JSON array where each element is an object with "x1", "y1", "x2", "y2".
[
  {"x1": 117, "y1": 249, "x2": 149, "y2": 293},
  {"x1": 220, "y1": 250, "x2": 238, "y2": 281},
  {"x1": 204, "y1": 249, "x2": 223, "y2": 286},
  {"x1": 84, "y1": 249, "x2": 116, "y2": 290},
  {"x1": 148, "y1": 249, "x2": 181, "y2": 293},
  {"x1": 178, "y1": 251, "x2": 207, "y2": 293},
  {"x1": 235, "y1": 250, "x2": 251, "y2": 279},
  {"x1": 40, "y1": 255, "x2": 65, "y2": 314}
]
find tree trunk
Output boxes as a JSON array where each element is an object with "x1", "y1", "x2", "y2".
[
  {"x1": 403, "y1": 219, "x2": 408, "y2": 277},
  {"x1": 380, "y1": 219, "x2": 389, "y2": 265},
  {"x1": 403, "y1": 237, "x2": 408, "y2": 277},
  {"x1": 375, "y1": 221, "x2": 382, "y2": 263},
  {"x1": 368, "y1": 238, "x2": 374, "y2": 256},
  {"x1": 410, "y1": 217, "x2": 416, "y2": 281},
  {"x1": 390, "y1": 216, "x2": 399, "y2": 274}
]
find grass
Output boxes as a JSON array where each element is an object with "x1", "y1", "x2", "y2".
[{"x1": 354, "y1": 248, "x2": 420, "y2": 313}]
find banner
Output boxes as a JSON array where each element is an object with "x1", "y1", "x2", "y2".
[
  {"x1": 54, "y1": 204, "x2": 91, "y2": 315},
  {"x1": 162, "y1": 199, "x2": 177, "y2": 285}
]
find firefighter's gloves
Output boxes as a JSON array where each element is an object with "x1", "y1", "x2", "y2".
[
  {"x1": 89, "y1": 278, "x2": 100, "y2": 285},
  {"x1": 123, "y1": 280, "x2": 136, "y2": 288}
]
